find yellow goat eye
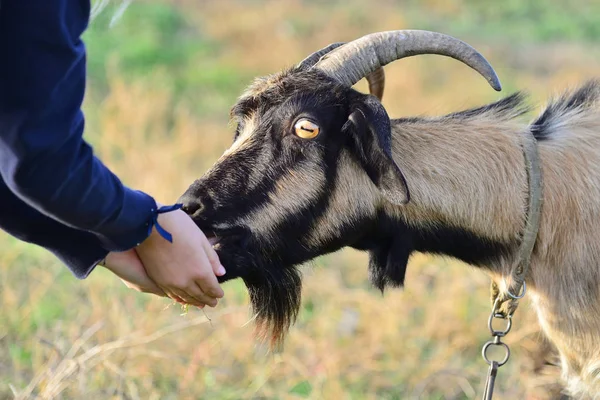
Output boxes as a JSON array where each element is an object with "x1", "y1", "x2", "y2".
[{"x1": 294, "y1": 118, "x2": 320, "y2": 139}]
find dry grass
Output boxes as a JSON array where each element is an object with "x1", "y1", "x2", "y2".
[{"x1": 2, "y1": 1, "x2": 599, "y2": 399}]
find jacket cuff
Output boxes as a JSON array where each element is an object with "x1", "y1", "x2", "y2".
[
  {"x1": 93, "y1": 189, "x2": 158, "y2": 251},
  {"x1": 55, "y1": 240, "x2": 109, "y2": 279}
]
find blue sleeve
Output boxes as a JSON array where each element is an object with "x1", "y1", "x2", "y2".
[
  {"x1": 0, "y1": 0, "x2": 157, "y2": 253},
  {"x1": 0, "y1": 178, "x2": 108, "y2": 279}
]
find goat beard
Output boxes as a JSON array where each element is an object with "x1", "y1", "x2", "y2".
[{"x1": 242, "y1": 264, "x2": 302, "y2": 350}]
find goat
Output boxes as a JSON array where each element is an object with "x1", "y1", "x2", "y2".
[{"x1": 177, "y1": 30, "x2": 600, "y2": 398}]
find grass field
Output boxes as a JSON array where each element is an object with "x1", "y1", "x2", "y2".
[{"x1": 2, "y1": 1, "x2": 600, "y2": 399}]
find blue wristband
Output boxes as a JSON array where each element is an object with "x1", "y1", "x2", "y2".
[{"x1": 147, "y1": 203, "x2": 183, "y2": 243}]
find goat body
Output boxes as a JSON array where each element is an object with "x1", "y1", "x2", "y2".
[
  {"x1": 179, "y1": 47, "x2": 600, "y2": 396},
  {"x1": 387, "y1": 82, "x2": 600, "y2": 397}
]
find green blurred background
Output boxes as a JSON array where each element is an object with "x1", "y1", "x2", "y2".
[{"x1": 2, "y1": 0, "x2": 600, "y2": 399}]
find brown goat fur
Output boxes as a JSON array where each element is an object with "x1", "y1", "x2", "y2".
[
  {"x1": 383, "y1": 82, "x2": 600, "y2": 396},
  {"x1": 387, "y1": 81, "x2": 600, "y2": 397},
  {"x1": 180, "y1": 72, "x2": 600, "y2": 397}
]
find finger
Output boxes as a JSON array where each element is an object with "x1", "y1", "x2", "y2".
[
  {"x1": 163, "y1": 289, "x2": 186, "y2": 304},
  {"x1": 194, "y1": 248, "x2": 225, "y2": 299},
  {"x1": 196, "y1": 272, "x2": 224, "y2": 300},
  {"x1": 201, "y1": 236, "x2": 226, "y2": 277},
  {"x1": 181, "y1": 282, "x2": 218, "y2": 308},
  {"x1": 194, "y1": 277, "x2": 222, "y2": 306},
  {"x1": 172, "y1": 288, "x2": 206, "y2": 308},
  {"x1": 190, "y1": 283, "x2": 218, "y2": 307}
]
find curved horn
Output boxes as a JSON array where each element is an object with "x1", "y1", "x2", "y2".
[
  {"x1": 298, "y1": 42, "x2": 386, "y2": 100},
  {"x1": 314, "y1": 30, "x2": 501, "y2": 92},
  {"x1": 297, "y1": 42, "x2": 346, "y2": 70},
  {"x1": 366, "y1": 66, "x2": 385, "y2": 100}
]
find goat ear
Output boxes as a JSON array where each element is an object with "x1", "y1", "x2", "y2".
[{"x1": 343, "y1": 96, "x2": 410, "y2": 205}]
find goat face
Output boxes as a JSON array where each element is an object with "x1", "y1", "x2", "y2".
[
  {"x1": 178, "y1": 69, "x2": 409, "y2": 343},
  {"x1": 178, "y1": 29, "x2": 501, "y2": 343}
]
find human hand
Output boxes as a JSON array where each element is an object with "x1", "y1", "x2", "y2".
[
  {"x1": 135, "y1": 208, "x2": 226, "y2": 308},
  {"x1": 102, "y1": 249, "x2": 166, "y2": 297}
]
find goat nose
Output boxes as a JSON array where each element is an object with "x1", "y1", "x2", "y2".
[{"x1": 179, "y1": 195, "x2": 205, "y2": 216}]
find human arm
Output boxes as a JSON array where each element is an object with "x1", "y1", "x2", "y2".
[
  {"x1": 0, "y1": 0, "x2": 156, "y2": 252},
  {"x1": 0, "y1": 0, "x2": 225, "y2": 306}
]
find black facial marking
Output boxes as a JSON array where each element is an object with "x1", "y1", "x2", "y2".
[
  {"x1": 179, "y1": 70, "x2": 355, "y2": 346},
  {"x1": 209, "y1": 149, "x2": 340, "y2": 347}
]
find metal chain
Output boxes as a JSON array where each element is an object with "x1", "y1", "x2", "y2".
[
  {"x1": 480, "y1": 129, "x2": 542, "y2": 398},
  {"x1": 481, "y1": 299, "x2": 513, "y2": 399}
]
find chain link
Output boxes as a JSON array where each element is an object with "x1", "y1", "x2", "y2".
[{"x1": 481, "y1": 299, "x2": 512, "y2": 399}]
